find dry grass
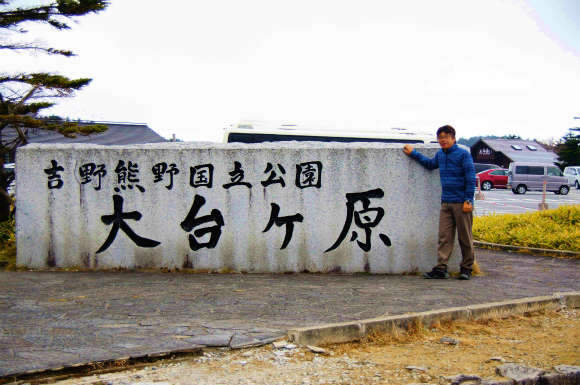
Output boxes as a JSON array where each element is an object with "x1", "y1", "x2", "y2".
[{"x1": 327, "y1": 308, "x2": 580, "y2": 383}]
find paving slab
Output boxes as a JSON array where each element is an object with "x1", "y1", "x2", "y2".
[{"x1": 1, "y1": 248, "x2": 579, "y2": 378}]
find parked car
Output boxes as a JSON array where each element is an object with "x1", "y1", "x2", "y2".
[
  {"x1": 507, "y1": 162, "x2": 570, "y2": 195},
  {"x1": 476, "y1": 168, "x2": 509, "y2": 190},
  {"x1": 563, "y1": 166, "x2": 580, "y2": 189},
  {"x1": 474, "y1": 163, "x2": 501, "y2": 174}
]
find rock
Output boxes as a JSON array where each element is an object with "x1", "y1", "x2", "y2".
[
  {"x1": 273, "y1": 340, "x2": 288, "y2": 349},
  {"x1": 554, "y1": 365, "x2": 580, "y2": 375},
  {"x1": 445, "y1": 374, "x2": 482, "y2": 384},
  {"x1": 241, "y1": 351, "x2": 254, "y2": 357},
  {"x1": 540, "y1": 371, "x2": 568, "y2": 384},
  {"x1": 406, "y1": 366, "x2": 428, "y2": 372},
  {"x1": 553, "y1": 365, "x2": 580, "y2": 384},
  {"x1": 306, "y1": 345, "x2": 327, "y2": 354},
  {"x1": 496, "y1": 363, "x2": 545, "y2": 382},
  {"x1": 439, "y1": 337, "x2": 460, "y2": 345},
  {"x1": 284, "y1": 343, "x2": 298, "y2": 349},
  {"x1": 490, "y1": 356, "x2": 504, "y2": 361}
]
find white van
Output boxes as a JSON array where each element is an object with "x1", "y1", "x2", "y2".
[
  {"x1": 563, "y1": 166, "x2": 580, "y2": 189},
  {"x1": 507, "y1": 162, "x2": 570, "y2": 195},
  {"x1": 223, "y1": 121, "x2": 438, "y2": 144}
]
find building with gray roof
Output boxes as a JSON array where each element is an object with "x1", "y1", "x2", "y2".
[
  {"x1": 4, "y1": 121, "x2": 167, "y2": 163},
  {"x1": 471, "y1": 138, "x2": 558, "y2": 168},
  {"x1": 26, "y1": 121, "x2": 166, "y2": 146}
]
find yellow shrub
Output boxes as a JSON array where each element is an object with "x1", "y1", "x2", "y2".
[
  {"x1": 0, "y1": 219, "x2": 16, "y2": 266},
  {"x1": 474, "y1": 205, "x2": 580, "y2": 252}
]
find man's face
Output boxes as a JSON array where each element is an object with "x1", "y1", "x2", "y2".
[{"x1": 437, "y1": 132, "x2": 456, "y2": 151}]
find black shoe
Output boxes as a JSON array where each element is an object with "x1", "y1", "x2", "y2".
[
  {"x1": 459, "y1": 268, "x2": 472, "y2": 280},
  {"x1": 422, "y1": 267, "x2": 449, "y2": 279}
]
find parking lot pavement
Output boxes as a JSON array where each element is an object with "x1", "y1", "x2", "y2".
[
  {"x1": 474, "y1": 188, "x2": 580, "y2": 216},
  {"x1": 1, "y1": 248, "x2": 579, "y2": 378}
]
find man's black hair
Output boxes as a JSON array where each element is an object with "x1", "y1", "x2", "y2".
[{"x1": 437, "y1": 125, "x2": 456, "y2": 138}]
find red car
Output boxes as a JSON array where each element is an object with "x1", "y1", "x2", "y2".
[{"x1": 476, "y1": 168, "x2": 509, "y2": 190}]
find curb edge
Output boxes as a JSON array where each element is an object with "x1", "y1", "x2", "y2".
[{"x1": 287, "y1": 292, "x2": 580, "y2": 346}]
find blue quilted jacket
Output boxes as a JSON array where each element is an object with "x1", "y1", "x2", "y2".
[{"x1": 409, "y1": 144, "x2": 476, "y2": 203}]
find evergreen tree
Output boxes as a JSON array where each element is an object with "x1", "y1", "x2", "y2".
[
  {"x1": 556, "y1": 126, "x2": 580, "y2": 169},
  {"x1": 0, "y1": 0, "x2": 109, "y2": 221}
]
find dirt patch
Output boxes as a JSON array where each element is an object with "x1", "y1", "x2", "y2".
[{"x1": 45, "y1": 308, "x2": 580, "y2": 385}]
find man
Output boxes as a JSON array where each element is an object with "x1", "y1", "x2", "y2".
[{"x1": 403, "y1": 125, "x2": 476, "y2": 280}]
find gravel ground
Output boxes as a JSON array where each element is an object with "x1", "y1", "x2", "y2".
[{"x1": 35, "y1": 308, "x2": 580, "y2": 385}]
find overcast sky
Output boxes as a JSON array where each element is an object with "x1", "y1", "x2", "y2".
[{"x1": 3, "y1": 0, "x2": 580, "y2": 142}]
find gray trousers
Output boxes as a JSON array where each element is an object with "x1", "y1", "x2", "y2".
[{"x1": 434, "y1": 203, "x2": 475, "y2": 271}]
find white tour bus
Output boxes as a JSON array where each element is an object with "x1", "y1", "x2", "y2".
[{"x1": 223, "y1": 121, "x2": 438, "y2": 144}]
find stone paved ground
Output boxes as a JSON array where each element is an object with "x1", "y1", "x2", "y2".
[{"x1": 0, "y1": 248, "x2": 579, "y2": 378}]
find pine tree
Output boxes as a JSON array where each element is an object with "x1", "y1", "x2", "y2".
[
  {"x1": 0, "y1": 0, "x2": 110, "y2": 221},
  {"x1": 556, "y1": 126, "x2": 580, "y2": 170}
]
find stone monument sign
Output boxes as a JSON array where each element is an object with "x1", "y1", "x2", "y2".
[{"x1": 15, "y1": 142, "x2": 460, "y2": 273}]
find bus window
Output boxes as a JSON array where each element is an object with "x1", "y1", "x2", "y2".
[{"x1": 228, "y1": 133, "x2": 425, "y2": 144}]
